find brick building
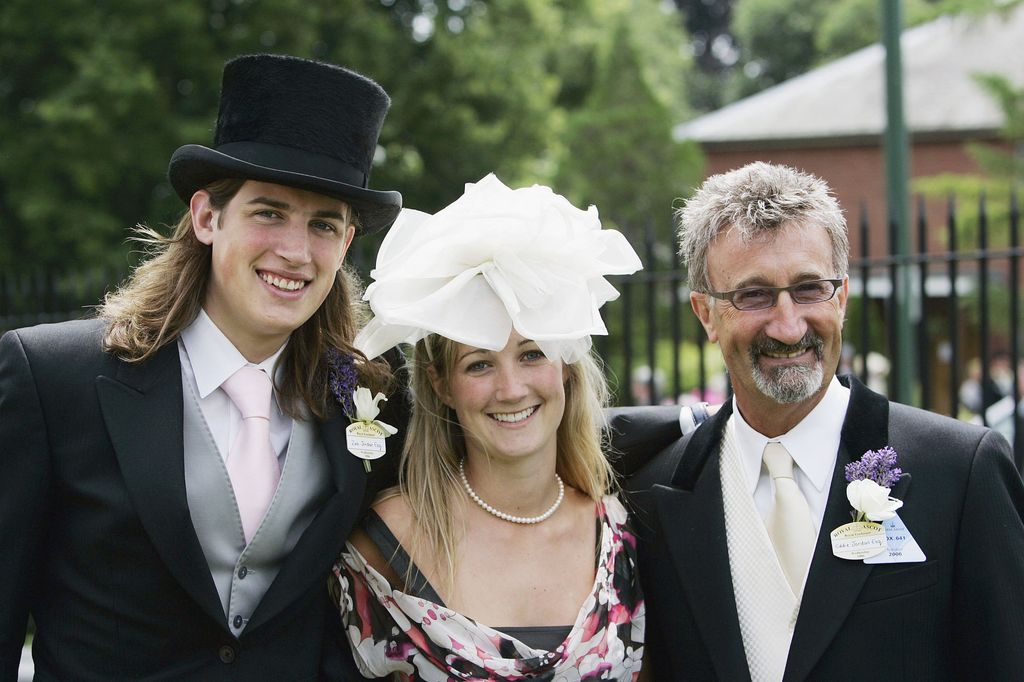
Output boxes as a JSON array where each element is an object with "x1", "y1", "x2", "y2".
[{"x1": 673, "y1": 5, "x2": 1023, "y2": 259}]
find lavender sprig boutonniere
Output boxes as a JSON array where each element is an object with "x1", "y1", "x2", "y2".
[
  {"x1": 326, "y1": 348, "x2": 397, "y2": 472},
  {"x1": 326, "y1": 347, "x2": 357, "y2": 418},
  {"x1": 844, "y1": 446, "x2": 905, "y2": 522}
]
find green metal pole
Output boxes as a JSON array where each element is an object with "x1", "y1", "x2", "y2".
[{"x1": 882, "y1": 0, "x2": 914, "y2": 404}]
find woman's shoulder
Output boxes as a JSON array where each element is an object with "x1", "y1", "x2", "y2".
[
  {"x1": 560, "y1": 489, "x2": 629, "y2": 528},
  {"x1": 372, "y1": 491, "x2": 415, "y2": 541}
]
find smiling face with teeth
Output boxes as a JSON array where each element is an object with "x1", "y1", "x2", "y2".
[
  {"x1": 691, "y1": 221, "x2": 848, "y2": 434},
  {"x1": 192, "y1": 180, "x2": 355, "y2": 362},
  {"x1": 434, "y1": 331, "x2": 568, "y2": 465}
]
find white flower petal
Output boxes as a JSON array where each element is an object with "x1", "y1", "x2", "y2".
[
  {"x1": 356, "y1": 173, "x2": 642, "y2": 362},
  {"x1": 866, "y1": 497, "x2": 903, "y2": 522},
  {"x1": 847, "y1": 479, "x2": 896, "y2": 515},
  {"x1": 352, "y1": 386, "x2": 383, "y2": 421}
]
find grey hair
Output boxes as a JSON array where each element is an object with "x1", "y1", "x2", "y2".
[{"x1": 676, "y1": 162, "x2": 849, "y2": 293}]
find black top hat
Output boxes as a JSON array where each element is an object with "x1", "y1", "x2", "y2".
[{"x1": 168, "y1": 54, "x2": 401, "y2": 234}]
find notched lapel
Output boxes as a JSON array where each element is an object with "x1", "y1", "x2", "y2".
[
  {"x1": 785, "y1": 377, "x2": 891, "y2": 682},
  {"x1": 96, "y1": 344, "x2": 225, "y2": 628}
]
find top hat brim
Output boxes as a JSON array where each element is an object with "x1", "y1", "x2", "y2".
[{"x1": 168, "y1": 144, "x2": 401, "y2": 235}]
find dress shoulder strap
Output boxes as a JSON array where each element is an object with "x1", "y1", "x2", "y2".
[{"x1": 362, "y1": 509, "x2": 446, "y2": 606}]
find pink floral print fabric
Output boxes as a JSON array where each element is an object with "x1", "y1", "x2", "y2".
[{"x1": 333, "y1": 496, "x2": 645, "y2": 681}]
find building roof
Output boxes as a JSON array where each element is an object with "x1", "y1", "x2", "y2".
[{"x1": 674, "y1": 5, "x2": 1024, "y2": 145}]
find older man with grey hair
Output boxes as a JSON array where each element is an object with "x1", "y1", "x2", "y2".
[{"x1": 628, "y1": 161, "x2": 1024, "y2": 681}]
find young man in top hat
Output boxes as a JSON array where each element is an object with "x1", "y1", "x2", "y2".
[
  {"x1": 0, "y1": 54, "x2": 407, "y2": 680},
  {"x1": 628, "y1": 162, "x2": 1024, "y2": 681}
]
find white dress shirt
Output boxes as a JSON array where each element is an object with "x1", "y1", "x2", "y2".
[
  {"x1": 731, "y1": 376, "x2": 851, "y2": 533},
  {"x1": 178, "y1": 310, "x2": 291, "y2": 465}
]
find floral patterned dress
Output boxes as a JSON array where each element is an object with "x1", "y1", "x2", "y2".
[{"x1": 333, "y1": 495, "x2": 645, "y2": 681}]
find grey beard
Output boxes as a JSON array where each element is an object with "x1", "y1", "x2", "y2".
[
  {"x1": 752, "y1": 363, "x2": 823, "y2": 403},
  {"x1": 748, "y1": 333, "x2": 825, "y2": 404}
]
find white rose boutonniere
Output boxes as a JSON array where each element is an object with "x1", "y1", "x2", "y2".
[{"x1": 846, "y1": 478, "x2": 903, "y2": 522}]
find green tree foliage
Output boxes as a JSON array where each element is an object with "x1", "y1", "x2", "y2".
[
  {"x1": 731, "y1": 0, "x2": 830, "y2": 95},
  {"x1": 912, "y1": 72, "x2": 1021, "y2": 344},
  {"x1": 553, "y1": 5, "x2": 703, "y2": 236},
  {"x1": 2, "y1": 0, "x2": 698, "y2": 275},
  {"x1": 367, "y1": 0, "x2": 565, "y2": 215},
  {"x1": 914, "y1": 74, "x2": 1023, "y2": 247},
  {"x1": 968, "y1": 73, "x2": 1024, "y2": 181},
  {"x1": 815, "y1": 0, "x2": 935, "y2": 62},
  {"x1": 1, "y1": 1, "x2": 210, "y2": 271}
]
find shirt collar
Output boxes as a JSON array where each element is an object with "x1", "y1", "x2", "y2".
[
  {"x1": 732, "y1": 376, "x2": 851, "y2": 494},
  {"x1": 180, "y1": 309, "x2": 287, "y2": 399}
]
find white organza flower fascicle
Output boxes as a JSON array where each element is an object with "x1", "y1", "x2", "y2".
[{"x1": 355, "y1": 173, "x2": 643, "y2": 363}]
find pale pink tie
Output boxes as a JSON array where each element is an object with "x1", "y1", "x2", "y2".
[
  {"x1": 763, "y1": 442, "x2": 816, "y2": 595},
  {"x1": 221, "y1": 366, "x2": 280, "y2": 543}
]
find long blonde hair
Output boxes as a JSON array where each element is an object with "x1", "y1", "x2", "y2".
[
  {"x1": 395, "y1": 334, "x2": 614, "y2": 593},
  {"x1": 99, "y1": 178, "x2": 391, "y2": 418}
]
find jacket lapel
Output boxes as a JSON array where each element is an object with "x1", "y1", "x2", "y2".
[
  {"x1": 657, "y1": 402, "x2": 752, "y2": 681},
  {"x1": 784, "y1": 377, "x2": 892, "y2": 681},
  {"x1": 246, "y1": 408, "x2": 367, "y2": 632},
  {"x1": 96, "y1": 343, "x2": 226, "y2": 628}
]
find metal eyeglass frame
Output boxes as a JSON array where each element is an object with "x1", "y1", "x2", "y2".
[{"x1": 705, "y1": 278, "x2": 844, "y2": 311}]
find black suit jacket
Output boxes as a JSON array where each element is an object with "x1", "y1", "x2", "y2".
[
  {"x1": 0, "y1": 319, "x2": 409, "y2": 681},
  {"x1": 627, "y1": 377, "x2": 1024, "y2": 681}
]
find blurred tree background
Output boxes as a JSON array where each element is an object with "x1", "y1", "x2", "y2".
[
  {"x1": 5, "y1": 0, "x2": 1015, "y2": 275},
  {"x1": 673, "y1": 0, "x2": 1017, "y2": 108},
  {"x1": 0, "y1": 0, "x2": 701, "y2": 275},
  {"x1": 914, "y1": 72, "x2": 1024, "y2": 248},
  {"x1": 4, "y1": 0, "x2": 1019, "y2": 405}
]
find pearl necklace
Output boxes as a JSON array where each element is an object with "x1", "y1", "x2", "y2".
[{"x1": 459, "y1": 460, "x2": 565, "y2": 525}]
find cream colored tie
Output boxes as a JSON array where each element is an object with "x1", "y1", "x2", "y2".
[{"x1": 763, "y1": 442, "x2": 816, "y2": 595}]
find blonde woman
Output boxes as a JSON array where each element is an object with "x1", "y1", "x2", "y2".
[{"x1": 333, "y1": 174, "x2": 646, "y2": 680}]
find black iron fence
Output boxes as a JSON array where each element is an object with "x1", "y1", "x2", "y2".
[
  {"x1": 0, "y1": 265, "x2": 130, "y2": 332},
  {"x1": 2, "y1": 193, "x2": 1021, "y2": 467}
]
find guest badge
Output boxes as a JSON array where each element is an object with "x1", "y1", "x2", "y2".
[
  {"x1": 863, "y1": 513, "x2": 926, "y2": 564},
  {"x1": 346, "y1": 421, "x2": 388, "y2": 468},
  {"x1": 830, "y1": 521, "x2": 887, "y2": 560}
]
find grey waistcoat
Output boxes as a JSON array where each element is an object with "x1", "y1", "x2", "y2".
[{"x1": 182, "y1": 377, "x2": 333, "y2": 636}]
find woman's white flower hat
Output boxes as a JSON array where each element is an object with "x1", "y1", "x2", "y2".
[{"x1": 355, "y1": 173, "x2": 643, "y2": 363}]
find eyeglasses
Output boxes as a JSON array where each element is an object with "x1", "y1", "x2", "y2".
[{"x1": 706, "y1": 279, "x2": 843, "y2": 311}]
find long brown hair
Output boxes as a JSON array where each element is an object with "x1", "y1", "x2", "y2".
[{"x1": 99, "y1": 178, "x2": 391, "y2": 418}]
